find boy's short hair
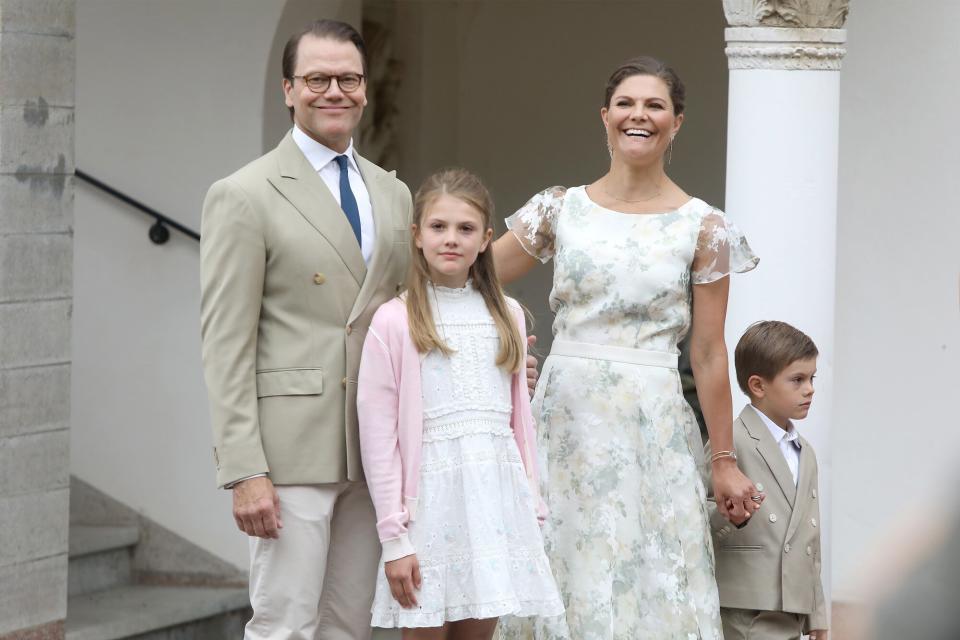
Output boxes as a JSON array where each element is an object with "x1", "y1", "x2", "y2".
[{"x1": 734, "y1": 321, "x2": 819, "y2": 395}]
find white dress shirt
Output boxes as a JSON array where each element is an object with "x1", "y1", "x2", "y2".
[
  {"x1": 292, "y1": 125, "x2": 376, "y2": 263},
  {"x1": 751, "y1": 405, "x2": 802, "y2": 487}
]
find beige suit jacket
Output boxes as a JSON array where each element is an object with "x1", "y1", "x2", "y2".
[
  {"x1": 705, "y1": 405, "x2": 828, "y2": 631},
  {"x1": 201, "y1": 132, "x2": 412, "y2": 488}
]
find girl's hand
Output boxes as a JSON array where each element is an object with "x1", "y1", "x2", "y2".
[
  {"x1": 712, "y1": 458, "x2": 763, "y2": 522},
  {"x1": 384, "y1": 554, "x2": 421, "y2": 609},
  {"x1": 809, "y1": 630, "x2": 828, "y2": 640}
]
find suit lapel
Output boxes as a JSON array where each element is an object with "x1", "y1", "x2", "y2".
[
  {"x1": 267, "y1": 133, "x2": 366, "y2": 287},
  {"x1": 785, "y1": 438, "x2": 815, "y2": 541},
  {"x1": 741, "y1": 406, "x2": 797, "y2": 507},
  {"x1": 348, "y1": 154, "x2": 396, "y2": 323}
]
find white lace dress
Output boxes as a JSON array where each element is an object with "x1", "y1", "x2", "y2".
[{"x1": 369, "y1": 282, "x2": 565, "y2": 628}]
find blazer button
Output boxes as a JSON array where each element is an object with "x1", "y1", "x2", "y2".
[
  {"x1": 313, "y1": 273, "x2": 326, "y2": 285},
  {"x1": 341, "y1": 377, "x2": 347, "y2": 389},
  {"x1": 806, "y1": 546, "x2": 813, "y2": 555},
  {"x1": 769, "y1": 513, "x2": 778, "y2": 523},
  {"x1": 784, "y1": 543, "x2": 791, "y2": 553},
  {"x1": 755, "y1": 482, "x2": 764, "y2": 492},
  {"x1": 346, "y1": 324, "x2": 352, "y2": 335},
  {"x1": 811, "y1": 518, "x2": 818, "y2": 527},
  {"x1": 812, "y1": 489, "x2": 818, "y2": 498}
]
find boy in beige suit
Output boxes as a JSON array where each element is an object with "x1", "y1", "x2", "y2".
[{"x1": 705, "y1": 321, "x2": 828, "y2": 640}]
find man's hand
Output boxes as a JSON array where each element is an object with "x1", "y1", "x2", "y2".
[
  {"x1": 232, "y1": 476, "x2": 282, "y2": 539},
  {"x1": 808, "y1": 630, "x2": 828, "y2": 640},
  {"x1": 526, "y1": 334, "x2": 539, "y2": 397},
  {"x1": 384, "y1": 554, "x2": 421, "y2": 608}
]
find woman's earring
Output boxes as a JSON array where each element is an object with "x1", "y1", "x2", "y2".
[
  {"x1": 668, "y1": 137, "x2": 675, "y2": 165},
  {"x1": 606, "y1": 136, "x2": 613, "y2": 158}
]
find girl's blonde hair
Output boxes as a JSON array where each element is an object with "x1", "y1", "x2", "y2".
[{"x1": 405, "y1": 168, "x2": 524, "y2": 373}]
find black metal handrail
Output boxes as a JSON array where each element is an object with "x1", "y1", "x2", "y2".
[{"x1": 75, "y1": 169, "x2": 200, "y2": 244}]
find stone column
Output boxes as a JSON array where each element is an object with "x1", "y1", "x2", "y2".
[
  {"x1": 721, "y1": 0, "x2": 848, "y2": 614},
  {"x1": 0, "y1": 1, "x2": 74, "y2": 638}
]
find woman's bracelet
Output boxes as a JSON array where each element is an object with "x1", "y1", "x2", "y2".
[{"x1": 710, "y1": 450, "x2": 737, "y2": 463}]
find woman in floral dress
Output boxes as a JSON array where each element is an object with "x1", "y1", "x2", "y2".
[{"x1": 493, "y1": 57, "x2": 762, "y2": 639}]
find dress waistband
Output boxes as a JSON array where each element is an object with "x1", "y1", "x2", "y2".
[{"x1": 550, "y1": 339, "x2": 678, "y2": 369}]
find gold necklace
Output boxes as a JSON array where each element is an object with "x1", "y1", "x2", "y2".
[{"x1": 602, "y1": 183, "x2": 663, "y2": 204}]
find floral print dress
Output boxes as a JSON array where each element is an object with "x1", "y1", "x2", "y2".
[{"x1": 498, "y1": 186, "x2": 758, "y2": 640}]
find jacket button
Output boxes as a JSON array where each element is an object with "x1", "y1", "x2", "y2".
[
  {"x1": 346, "y1": 324, "x2": 352, "y2": 335},
  {"x1": 755, "y1": 482, "x2": 764, "y2": 492},
  {"x1": 806, "y1": 546, "x2": 813, "y2": 555},
  {"x1": 341, "y1": 377, "x2": 347, "y2": 389},
  {"x1": 784, "y1": 543, "x2": 791, "y2": 553},
  {"x1": 811, "y1": 518, "x2": 818, "y2": 527},
  {"x1": 769, "y1": 513, "x2": 778, "y2": 523},
  {"x1": 812, "y1": 489, "x2": 818, "y2": 498},
  {"x1": 313, "y1": 273, "x2": 326, "y2": 285}
]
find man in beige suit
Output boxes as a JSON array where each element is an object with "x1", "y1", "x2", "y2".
[
  {"x1": 705, "y1": 321, "x2": 828, "y2": 640},
  {"x1": 200, "y1": 20, "x2": 411, "y2": 640}
]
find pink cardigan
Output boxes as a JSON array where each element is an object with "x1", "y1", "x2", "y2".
[{"x1": 357, "y1": 295, "x2": 543, "y2": 562}]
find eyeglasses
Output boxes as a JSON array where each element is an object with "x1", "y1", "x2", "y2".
[{"x1": 292, "y1": 73, "x2": 365, "y2": 93}]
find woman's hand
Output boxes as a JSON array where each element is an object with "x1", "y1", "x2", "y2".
[
  {"x1": 384, "y1": 554, "x2": 421, "y2": 609},
  {"x1": 526, "y1": 335, "x2": 539, "y2": 396},
  {"x1": 712, "y1": 458, "x2": 763, "y2": 522}
]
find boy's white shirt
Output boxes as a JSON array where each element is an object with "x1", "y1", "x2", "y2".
[{"x1": 749, "y1": 404, "x2": 801, "y2": 487}]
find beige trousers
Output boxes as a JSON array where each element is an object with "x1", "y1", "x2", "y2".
[
  {"x1": 245, "y1": 482, "x2": 381, "y2": 640},
  {"x1": 721, "y1": 607, "x2": 807, "y2": 640}
]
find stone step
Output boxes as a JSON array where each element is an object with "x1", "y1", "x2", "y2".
[
  {"x1": 68, "y1": 525, "x2": 140, "y2": 597},
  {"x1": 65, "y1": 585, "x2": 249, "y2": 640},
  {"x1": 69, "y1": 525, "x2": 140, "y2": 558}
]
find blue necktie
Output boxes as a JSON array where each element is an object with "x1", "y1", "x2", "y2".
[{"x1": 334, "y1": 155, "x2": 362, "y2": 247}]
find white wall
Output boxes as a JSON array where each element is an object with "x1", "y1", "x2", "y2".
[
  {"x1": 72, "y1": 0, "x2": 354, "y2": 568},
  {"x1": 832, "y1": 1, "x2": 960, "y2": 600}
]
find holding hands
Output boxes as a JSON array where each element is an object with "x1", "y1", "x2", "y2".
[{"x1": 711, "y1": 456, "x2": 764, "y2": 525}]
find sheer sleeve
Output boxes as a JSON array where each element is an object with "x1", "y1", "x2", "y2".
[
  {"x1": 691, "y1": 208, "x2": 759, "y2": 285},
  {"x1": 504, "y1": 186, "x2": 567, "y2": 263}
]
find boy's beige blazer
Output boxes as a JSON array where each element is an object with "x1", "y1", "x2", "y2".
[
  {"x1": 704, "y1": 405, "x2": 828, "y2": 631},
  {"x1": 201, "y1": 132, "x2": 412, "y2": 488}
]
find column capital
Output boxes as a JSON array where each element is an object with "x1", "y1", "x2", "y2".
[
  {"x1": 725, "y1": 26, "x2": 847, "y2": 70},
  {"x1": 722, "y1": 1, "x2": 849, "y2": 70},
  {"x1": 722, "y1": 0, "x2": 850, "y2": 29}
]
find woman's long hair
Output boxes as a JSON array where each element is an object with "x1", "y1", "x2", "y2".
[{"x1": 405, "y1": 168, "x2": 524, "y2": 373}]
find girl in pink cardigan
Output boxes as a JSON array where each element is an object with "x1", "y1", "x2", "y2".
[{"x1": 358, "y1": 169, "x2": 563, "y2": 638}]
